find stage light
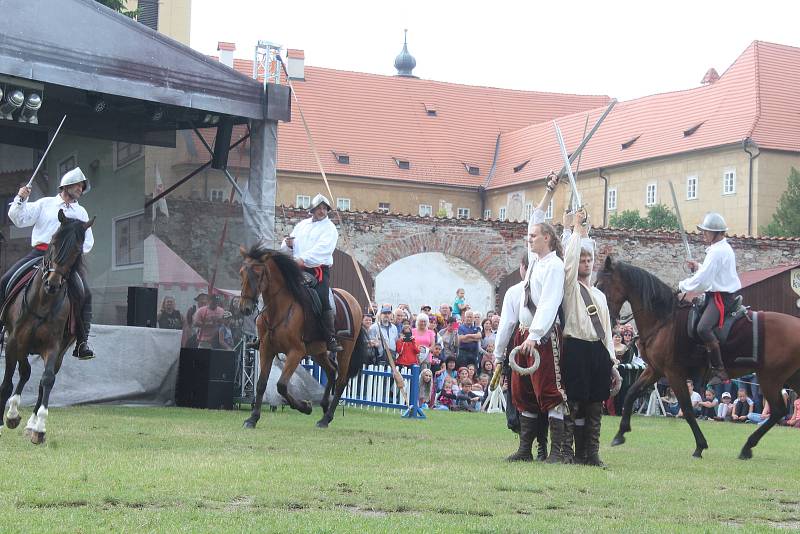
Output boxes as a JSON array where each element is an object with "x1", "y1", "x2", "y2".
[
  {"x1": 150, "y1": 106, "x2": 164, "y2": 122},
  {"x1": 0, "y1": 89, "x2": 24, "y2": 120},
  {"x1": 88, "y1": 93, "x2": 106, "y2": 113},
  {"x1": 18, "y1": 93, "x2": 41, "y2": 124}
]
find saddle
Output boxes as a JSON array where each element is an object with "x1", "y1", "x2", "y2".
[
  {"x1": 298, "y1": 274, "x2": 355, "y2": 342},
  {"x1": 687, "y1": 295, "x2": 765, "y2": 368}
]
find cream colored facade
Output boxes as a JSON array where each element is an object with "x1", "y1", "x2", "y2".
[
  {"x1": 127, "y1": 0, "x2": 191, "y2": 44},
  {"x1": 484, "y1": 146, "x2": 800, "y2": 236}
]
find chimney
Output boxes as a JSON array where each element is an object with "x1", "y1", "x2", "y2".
[
  {"x1": 701, "y1": 68, "x2": 720, "y2": 85},
  {"x1": 217, "y1": 41, "x2": 236, "y2": 68},
  {"x1": 287, "y1": 49, "x2": 305, "y2": 80}
]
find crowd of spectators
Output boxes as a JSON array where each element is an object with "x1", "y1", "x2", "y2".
[{"x1": 156, "y1": 292, "x2": 250, "y2": 351}]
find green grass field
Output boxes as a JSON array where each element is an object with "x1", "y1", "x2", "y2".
[{"x1": 0, "y1": 405, "x2": 798, "y2": 533}]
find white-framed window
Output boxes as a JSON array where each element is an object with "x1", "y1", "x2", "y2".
[
  {"x1": 607, "y1": 187, "x2": 618, "y2": 211},
  {"x1": 58, "y1": 152, "x2": 77, "y2": 179},
  {"x1": 645, "y1": 183, "x2": 657, "y2": 206},
  {"x1": 336, "y1": 198, "x2": 351, "y2": 211},
  {"x1": 377, "y1": 202, "x2": 390, "y2": 214},
  {"x1": 498, "y1": 206, "x2": 507, "y2": 221},
  {"x1": 483, "y1": 209, "x2": 491, "y2": 220},
  {"x1": 457, "y1": 207, "x2": 470, "y2": 219},
  {"x1": 210, "y1": 189, "x2": 224, "y2": 202},
  {"x1": 296, "y1": 195, "x2": 310, "y2": 209},
  {"x1": 544, "y1": 199, "x2": 554, "y2": 220},
  {"x1": 419, "y1": 204, "x2": 432, "y2": 217},
  {"x1": 112, "y1": 210, "x2": 145, "y2": 270},
  {"x1": 114, "y1": 142, "x2": 143, "y2": 170},
  {"x1": 686, "y1": 176, "x2": 698, "y2": 200},
  {"x1": 723, "y1": 169, "x2": 736, "y2": 195},
  {"x1": 524, "y1": 202, "x2": 533, "y2": 221}
]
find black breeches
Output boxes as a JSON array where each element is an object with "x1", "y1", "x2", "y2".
[{"x1": 306, "y1": 266, "x2": 332, "y2": 311}]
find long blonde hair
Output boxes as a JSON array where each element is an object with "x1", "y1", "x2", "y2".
[{"x1": 535, "y1": 222, "x2": 563, "y2": 259}]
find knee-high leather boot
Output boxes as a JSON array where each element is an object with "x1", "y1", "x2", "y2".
[
  {"x1": 706, "y1": 340, "x2": 728, "y2": 386},
  {"x1": 535, "y1": 412, "x2": 549, "y2": 461},
  {"x1": 506, "y1": 414, "x2": 535, "y2": 462},
  {"x1": 585, "y1": 401, "x2": 606, "y2": 467},
  {"x1": 324, "y1": 309, "x2": 342, "y2": 352}
]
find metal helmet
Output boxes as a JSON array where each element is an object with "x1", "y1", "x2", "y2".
[
  {"x1": 59, "y1": 167, "x2": 91, "y2": 194},
  {"x1": 696, "y1": 212, "x2": 727, "y2": 232},
  {"x1": 309, "y1": 193, "x2": 331, "y2": 211}
]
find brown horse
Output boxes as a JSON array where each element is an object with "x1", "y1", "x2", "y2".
[
  {"x1": 0, "y1": 210, "x2": 94, "y2": 444},
  {"x1": 238, "y1": 243, "x2": 369, "y2": 428},
  {"x1": 596, "y1": 256, "x2": 800, "y2": 459}
]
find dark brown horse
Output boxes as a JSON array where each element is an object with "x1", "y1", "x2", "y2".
[
  {"x1": 596, "y1": 256, "x2": 800, "y2": 459},
  {"x1": 238, "y1": 243, "x2": 369, "y2": 428},
  {"x1": 0, "y1": 210, "x2": 94, "y2": 444}
]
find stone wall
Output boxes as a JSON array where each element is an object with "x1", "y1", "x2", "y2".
[{"x1": 155, "y1": 199, "x2": 800, "y2": 293}]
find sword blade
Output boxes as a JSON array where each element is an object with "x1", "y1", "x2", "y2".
[
  {"x1": 553, "y1": 121, "x2": 581, "y2": 208},
  {"x1": 668, "y1": 180, "x2": 693, "y2": 260},
  {"x1": 26, "y1": 114, "x2": 68, "y2": 189},
  {"x1": 557, "y1": 99, "x2": 617, "y2": 181}
]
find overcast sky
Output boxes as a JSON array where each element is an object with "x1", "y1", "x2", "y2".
[{"x1": 191, "y1": 0, "x2": 800, "y2": 101}]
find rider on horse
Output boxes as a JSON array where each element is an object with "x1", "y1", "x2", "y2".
[
  {"x1": 0, "y1": 167, "x2": 95, "y2": 360},
  {"x1": 678, "y1": 212, "x2": 741, "y2": 385},
  {"x1": 281, "y1": 193, "x2": 342, "y2": 353}
]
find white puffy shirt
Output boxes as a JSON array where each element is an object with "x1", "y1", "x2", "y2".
[
  {"x1": 678, "y1": 238, "x2": 741, "y2": 293},
  {"x1": 519, "y1": 251, "x2": 565, "y2": 343},
  {"x1": 281, "y1": 216, "x2": 338, "y2": 267},
  {"x1": 561, "y1": 227, "x2": 614, "y2": 361},
  {"x1": 8, "y1": 195, "x2": 94, "y2": 254},
  {"x1": 493, "y1": 280, "x2": 524, "y2": 362}
]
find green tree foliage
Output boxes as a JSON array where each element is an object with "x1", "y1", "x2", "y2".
[
  {"x1": 609, "y1": 204, "x2": 679, "y2": 230},
  {"x1": 762, "y1": 167, "x2": 800, "y2": 237},
  {"x1": 609, "y1": 209, "x2": 647, "y2": 229},
  {"x1": 94, "y1": 0, "x2": 137, "y2": 18},
  {"x1": 645, "y1": 203, "x2": 679, "y2": 230}
]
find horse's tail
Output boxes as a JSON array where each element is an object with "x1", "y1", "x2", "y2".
[{"x1": 346, "y1": 328, "x2": 370, "y2": 380}]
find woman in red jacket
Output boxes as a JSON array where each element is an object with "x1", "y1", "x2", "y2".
[{"x1": 395, "y1": 324, "x2": 420, "y2": 367}]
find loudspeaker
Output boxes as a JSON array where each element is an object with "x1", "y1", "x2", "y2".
[
  {"x1": 176, "y1": 348, "x2": 235, "y2": 409},
  {"x1": 211, "y1": 116, "x2": 234, "y2": 170},
  {"x1": 127, "y1": 286, "x2": 157, "y2": 327}
]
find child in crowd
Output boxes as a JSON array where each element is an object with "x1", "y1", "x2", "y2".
[
  {"x1": 452, "y1": 288, "x2": 467, "y2": 320},
  {"x1": 436, "y1": 376, "x2": 458, "y2": 410},
  {"x1": 419, "y1": 368, "x2": 434, "y2": 409},
  {"x1": 731, "y1": 388, "x2": 754, "y2": 422},
  {"x1": 661, "y1": 387, "x2": 680, "y2": 416},
  {"x1": 698, "y1": 388, "x2": 719, "y2": 419},
  {"x1": 715, "y1": 391, "x2": 734, "y2": 421},
  {"x1": 436, "y1": 356, "x2": 457, "y2": 392}
]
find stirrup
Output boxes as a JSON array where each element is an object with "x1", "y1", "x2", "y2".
[
  {"x1": 246, "y1": 337, "x2": 260, "y2": 351},
  {"x1": 327, "y1": 337, "x2": 343, "y2": 352},
  {"x1": 73, "y1": 341, "x2": 95, "y2": 360}
]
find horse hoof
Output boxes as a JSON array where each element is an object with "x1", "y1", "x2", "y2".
[
  {"x1": 30, "y1": 431, "x2": 45, "y2": 445},
  {"x1": 300, "y1": 401, "x2": 313, "y2": 415},
  {"x1": 692, "y1": 449, "x2": 703, "y2": 459},
  {"x1": 243, "y1": 420, "x2": 257, "y2": 429},
  {"x1": 5, "y1": 416, "x2": 21, "y2": 430},
  {"x1": 611, "y1": 434, "x2": 625, "y2": 447},
  {"x1": 738, "y1": 448, "x2": 752, "y2": 460},
  {"x1": 316, "y1": 420, "x2": 329, "y2": 429}
]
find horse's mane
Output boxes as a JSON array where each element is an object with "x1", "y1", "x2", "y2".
[
  {"x1": 615, "y1": 261, "x2": 676, "y2": 319},
  {"x1": 246, "y1": 242, "x2": 307, "y2": 304},
  {"x1": 51, "y1": 218, "x2": 87, "y2": 278}
]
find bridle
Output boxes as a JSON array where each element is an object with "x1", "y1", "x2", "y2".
[{"x1": 41, "y1": 247, "x2": 73, "y2": 292}]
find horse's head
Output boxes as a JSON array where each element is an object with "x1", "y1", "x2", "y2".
[
  {"x1": 239, "y1": 244, "x2": 268, "y2": 316},
  {"x1": 43, "y1": 210, "x2": 94, "y2": 295},
  {"x1": 595, "y1": 255, "x2": 626, "y2": 323}
]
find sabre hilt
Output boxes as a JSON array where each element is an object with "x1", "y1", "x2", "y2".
[{"x1": 489, "y1": 363, "x2": 503, "y2": 391}]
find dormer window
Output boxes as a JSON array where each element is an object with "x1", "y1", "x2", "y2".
[
  {"x1": 683, "y1": 122, "x2": 704, "y2": 137},
  {"x1": 621, "y1": 135, "x2": 641, "y2": 150},
  {"x1": 394, "y1": 158, "x2": 410, "y2": 170},
  {"x1": 464, "y1": 163, "x2": 479, "y2": 176},
  {"x1": 333, "y1": 151, "x2": 350, "y2": 164},
  {"x1": 423, "y1": 103, "x2": 437, "y2": 117},
  {"x1": 513, "y1": 160, "x2": 530, "y2": 173}
]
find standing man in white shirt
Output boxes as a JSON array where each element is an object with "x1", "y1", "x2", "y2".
[
  {"x1": 0, "y1": 168, "x2": 95, "y2": 359},
  {"x1": 678, "y1": 213, "x2": 741, "y2": 385},
  {"x1": 560, "y1": 209, "x2": 619, "y2": 466},
  {"x1": 282, "y1": 193, "x2": 342, "y2": 352}
]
